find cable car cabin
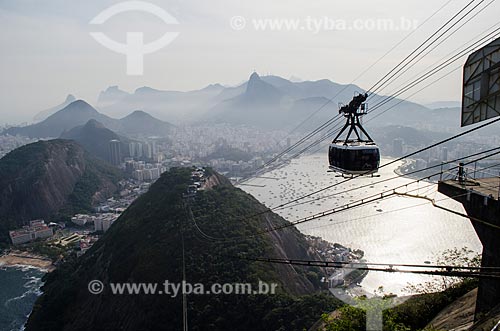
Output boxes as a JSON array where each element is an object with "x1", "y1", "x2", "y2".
[
  {"x1": 328, "y1": 93, "x2": 380, "y2": 175},
  {"x1": 329, "y1": 142, "x2": 380, "y2": 175}
]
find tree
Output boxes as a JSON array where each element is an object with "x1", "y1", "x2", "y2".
[{"x1": 405, "y1": 247, "x2": 481, "y2": 294}]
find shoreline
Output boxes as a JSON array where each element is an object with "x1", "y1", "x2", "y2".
[
  {"x1": 0, "y1": 251, "x2": 55, "y2": 272},
  {"x1": 394, "y1": 160, "x2": 407, "y2": 177}
]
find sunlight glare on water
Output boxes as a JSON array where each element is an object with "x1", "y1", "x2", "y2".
[{"x1": 240, "y1": 154, "x2": 482, "y2": 294}]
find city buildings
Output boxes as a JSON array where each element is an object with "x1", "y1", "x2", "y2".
[
  {"x1": 9, "y1": 220, "x2": 54, "y2": 245},
  {"x1": 128, "y1": 141, "x2": 157, "y2": 160},
  {"x1": 125, "y1": 159, "x2": 166, "y2": 182},
  {"x1": 59, "y1": 233, "x2": 84, "y2": 247},
  {"x1": 441, "y1": 146, "x2": 448, "y2": 161},
  {"x1": 71, "y1": 214, "x2": 96, "y2": 226},
  {"x1": 109, "y1": 139, "x2": 122, "y2": 166},
  {"x1": 70, "y1": 213, "x2": 119, "y2": 233},
  {"x1": 328, "y1": 269, "x2": 346, "y2": 288},
  {"x1": 94, "y1": 213, "x2": 119, "y2": 232}
]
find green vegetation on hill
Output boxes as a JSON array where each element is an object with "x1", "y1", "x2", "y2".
[
  {"x1": 0, "y1": 140, "x2": 123, "y2": 246},
  {"x1": 60, "y1": 119, "x2": 130, "y2": 162},
  {"x1": 320, "y1": 280, "x2": 478, "y2": 331},
  {"x1": 0, "y1": 139, "x2": 48, "y2": 184},
  {"x1": 56, "y1": 157, "x2": 123, "y2": 221},
  {"x1": 319, "y1": 248, "x2": 482, "y2": 331},
  {"x1": 0, "y1": 141, "x2": 58, "y2": 246},
  {"x1": 26, "y1": 168, "x2": 342, "y2": 331}
]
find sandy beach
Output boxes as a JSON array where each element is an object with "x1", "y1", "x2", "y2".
[{"x1": 0, "y1": 250, "x2": 55, "y2": 272}]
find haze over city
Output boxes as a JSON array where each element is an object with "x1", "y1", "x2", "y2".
[
  {"x1": 1, "y1": 1, "x2": 500, "y2": 330},
  {"x1": 1, "y1": 0, "x2": 499, "y2": 124}
]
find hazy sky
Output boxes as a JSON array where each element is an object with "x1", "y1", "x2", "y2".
[{"x1": 0, "y1": 0, "x2": 498, "y2": 124}]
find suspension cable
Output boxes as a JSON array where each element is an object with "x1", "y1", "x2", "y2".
[
  {"x1": 188, "y1": 149, "x2": 500, "y2": 244},
  {"x1": 227, "y1": 256, "x2": 500, "y2": 279},
  {"x1": 367, "y1": 0, "x2": 484, "y2": 95}
]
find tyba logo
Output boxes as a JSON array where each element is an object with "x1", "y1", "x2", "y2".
[{"x1": 89, "y1": 1, "x2": 180, "y2": 75}]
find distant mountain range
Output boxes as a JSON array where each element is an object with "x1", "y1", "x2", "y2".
[
  {"x1": 94, "y1": 72, "x2": 448, "y2": 131},
  {"x1": 118, "y1": 110, "x2": 174, "y2": 137},
  {"x1": 97, "y1": 84, "x2": 226, "y2": 123},
  {"x1": 33, "y1": 94, "x2": 76, "y2": 123},
  {"x1": 13, "y1": 73, "x2": 465, "y2": 136},
  {"x1": 0, "y1": 140, "x2": 123, "y2": 244},
  {"x1": 4, "y1": 100, "x2": 174, "y2": 139}
]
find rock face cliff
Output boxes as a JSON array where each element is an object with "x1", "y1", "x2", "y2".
[
  {"x1": 0, "y1": 140, "x2": 122, "y2": 243},
  {"x1": 25, "y1": 168, "x2": 339, "y2": 331}
]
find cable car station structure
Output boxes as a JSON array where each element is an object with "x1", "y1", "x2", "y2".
[{"x1": 439, "y1": 36, "x2": 500, "y2": 320}]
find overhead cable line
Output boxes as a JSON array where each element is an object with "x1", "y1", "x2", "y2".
[
  {"x1": 281, "y1": 21, "x2": 500, "y2": 158},
  {"x1": 368, "y1": 1, "x2": 498, "y2": 101},
  {"x1": 248, "y1": 2, "x2": 496, "y2": 178},
  {"x1": 367, "y1": 25, "x2": 500, "y2": 115},
  {"x1": 239, "y1": 0, "x2": 459, "y2": 182},
  {"x1": 237, "y1": 117, "x2": 500, "y2": 222},
  {"x1": 367, "y1": 0, "x2": 484, "y2": 95},
  {"x1": 251, "y1": 150, "x2": 500, "y2": 236},
  {"x1": 188, "y1": 149, "x2": 500, "y2": 244},
  {"x1": 273, "y1": 147, "x2": 500, "y2": 211},
  {"x1": 289, "y1": 64, "x2": 463, "y2": 157},
  {"x1": 228, "y1": 256, "x2": 500, "y2": 279},
  {"x1": 279, "y1": 0, "x2": 455, "y2": 140}
]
